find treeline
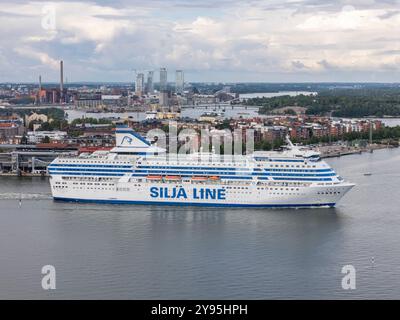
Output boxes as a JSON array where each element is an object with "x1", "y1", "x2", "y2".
[
  {"x1": 246, "y1": 94, "x2": 316, "y2": 110},
  {"x1": 0, "y1": 107, "x2": 65, "y2": 120},
  {"x1": 250, "y1": 88, "x2": 400, "y2": 117},
  {"x1": 0, "y1": 107, "x2": 67, "y2": 131},
  {"x1": 191, "y1": 82, "x2": 399, "y2": 95},
  {"x1": 70, "y1": 117, "x2": 113, "y2": 126}
]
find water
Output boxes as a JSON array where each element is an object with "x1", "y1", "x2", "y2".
[
  {"x1": 374, "y1": 118, "x2": 400, "y2": 127},
  {"x1": 181, "y1": 105, "x2": 260, "y2": 119},
  {"x1": 0, "y1": 148, "x2": 400, "y2": 299},
  {"x1": 66, "y1": 107, "x2": 260, "y2": 122}
]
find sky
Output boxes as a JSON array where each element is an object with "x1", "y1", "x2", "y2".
[{"x1": 0, "y1": 0, "x2": 399, "y2": 83}]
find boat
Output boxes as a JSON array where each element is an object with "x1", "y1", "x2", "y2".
[
  {"x1": 47, "y1": 125, "x2": 355, "y2": 208},
  {"x1": 164, "y1": 176, "x2": 181, "y2": 181},
  {"x1": 146, "y1": 175, "x2": 163, "y2": 180},
  {"x1": 192, "y1": 176, "x2": 208, "y2": 181}
]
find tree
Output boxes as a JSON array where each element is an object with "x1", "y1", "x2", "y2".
[{"x1": 285, "y1": 108, "x2": 296, "y2": 115}]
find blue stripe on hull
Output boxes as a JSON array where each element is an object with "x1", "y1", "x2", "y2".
[{"x1": 53, "y1": 197, "x2": 335, "y2": 208}]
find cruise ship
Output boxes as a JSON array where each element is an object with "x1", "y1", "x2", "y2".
[{"x1": 48, "y1": 126, "x2": 355, "y2": 208}]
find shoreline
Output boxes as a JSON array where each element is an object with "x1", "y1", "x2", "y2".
[{"x1": 318, "y1": 143, "x2": 396, "y2": 158}]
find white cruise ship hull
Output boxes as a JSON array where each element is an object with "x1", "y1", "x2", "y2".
[{"x1": 50, "y1": 178, "x2": 354, "y2": 208}]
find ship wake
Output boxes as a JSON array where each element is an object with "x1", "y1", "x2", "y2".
[{"x1": 0, "y1": 193, "x2": 52, "y2": 200}]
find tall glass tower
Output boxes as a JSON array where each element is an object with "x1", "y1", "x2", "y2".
[
  {"x1": 159, "y1": 68, "x2": 167, "y2": 91},
  {"x1": 175, "y1": 70, "x2": 184, "y2": 94}
]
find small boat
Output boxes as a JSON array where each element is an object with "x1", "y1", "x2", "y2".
[
  {"x1": 191, "y1": 176, "x2": 207, "y2": 181},
  {"x1": 364, "y1": 173, "x2": 372, "y2": 176},
  {"x1": 146, "y1": 175, "x2": 163, "y2": 180},
  {"x1": 208, "y1": 176, "x2": 220, "y2": 181},
  {"x1": 164, "y1": 175, "x2": 181, "y2": 181}
]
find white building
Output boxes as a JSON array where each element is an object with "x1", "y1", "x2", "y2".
[{"x1": 27, "y1": 131, "x2": 67, "y2": 143}]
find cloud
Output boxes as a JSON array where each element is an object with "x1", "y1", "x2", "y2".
[
  {"x1": 0, "y1": 0, "x2": 400, "y2": 82},
  {"x1": 14, "y1": 46, "x2": 59, "y2": 69}
]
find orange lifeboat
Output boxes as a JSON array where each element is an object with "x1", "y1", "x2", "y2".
[
  {"x1": 208, "y1": 176, "x2": 220, "y2": 181},
  {"x1": 147, "y1": 175, "x2": 163, "y2": 180},
  {"x1": 165, "y1": 175, "x2": 181, "y2": 181},
  {"x1": 191, "y1": 176, "x2": 207, "y2": 181}
]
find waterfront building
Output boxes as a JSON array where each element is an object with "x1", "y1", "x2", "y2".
[{"x1": 37, "y1": 88, "x2": 67, "y2": 104}]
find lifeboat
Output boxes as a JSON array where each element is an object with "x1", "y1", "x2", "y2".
[
  {"x1": 146, "y1": 175, "x2": 163, "y2": 180},
  {"x1": 208, "y1": 176, "x2": 220, "y2": 181},
  {"x1": 164, "y1": 175, "x2": 181, "y2": 181},
  {"x1": 191, "y1": 176, "x2": 207, "y2": 181}
]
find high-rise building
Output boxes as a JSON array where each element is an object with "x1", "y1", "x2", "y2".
[
  {"x1": 175, "y1": 70, "x2": 184, "y2": 94},
  {"x1": 37, "y1": 75, "x2": 42, "y2": 105},
  {"x1": 60, "y1": 60, "x2": 64, "y2": 103},
  {"x1": 146, "y1": 71, "x2": 154, "y2": 94},
  {"x1": 135, "y1": 73, "x2": 145, "y2": 96},
  {"x1": 159, "y1": 68, "x2": 167, "y2": 91}
]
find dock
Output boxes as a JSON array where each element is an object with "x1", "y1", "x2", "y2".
[
  {"x1": 318, "y1": 144, "x2": 395, "y2": 159},
  {"x1": 0, "y1": 144, "x2": 77, "y2": 177}
]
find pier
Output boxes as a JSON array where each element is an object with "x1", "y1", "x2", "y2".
[
  {"x1": 318, "y1": 143, "x2": 395, "y2": 159},
  {"x1": 0, "y1": 144, "x2": 77, "y2": 176}
]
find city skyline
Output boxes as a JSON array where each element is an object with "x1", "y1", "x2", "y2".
[{"x1": 0, "y1": 0, "x2": 400, "y2": 83}]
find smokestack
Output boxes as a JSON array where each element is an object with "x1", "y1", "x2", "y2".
[{"x1": 60, "y1": 60, "x2": 64, "y2": 103}]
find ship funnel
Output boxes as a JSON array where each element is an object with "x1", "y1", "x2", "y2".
[{"x1": 115, "y1": 125, "x2": 151, "y2": 148}]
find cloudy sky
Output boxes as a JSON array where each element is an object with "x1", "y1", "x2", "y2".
[{"x1": 0, "y1": 0, "x2": 399, "y2": 83}]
